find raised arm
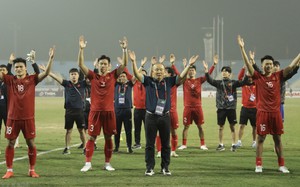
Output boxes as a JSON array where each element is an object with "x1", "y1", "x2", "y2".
[
  {"x1": 129, "y1": 50, "x2": 143, "y2": 82},
  {"x1": 176, "y1": 55, "x2": 198, "y2": 85},
  {"x1": 116, "y1": 37, "x2": 128, "y2": 76},
  {"x1": 283, "y1": 53, "x2": 300, "y2": 78},
  {"x1": 237, "y1": 35, "x2": 254, "y2": 76},
  {"x1": 170, "y1": 54, "x2": 180, "y2": 75},
  {"x1": 6, "y1": 53, "x2": 15, "y2": 75},
  {"x1": 27, "y1": 50, "x2": 40, "y2": 74},
  {"x1": 78, "y1": 35, "x2": 89, "y2": 76},
  {"x1": 39, "y1": 64, "x2": 63, "y2": 84},
  {"x1": 149, "y1": 56, "x2": 157, "y2": 76},
  {"x1": 38, "y1": 46, "x2": 55, "y2": 82}
]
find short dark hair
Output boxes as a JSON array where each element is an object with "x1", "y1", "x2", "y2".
[
  {"x1": 189, "y1": 65, "x2": 196, "y2": 70},
  {"x1": 260, "y1": 55, "x2": 274, "y2": 64},
  {"x1": 0, "y1": 64, "x2": 7, "y2": 69},
  {"x1": 98, "y1": 55, "x2": 111, "y2": 64},
  {"x1": 165, "y1": 67, "x2": 175, "y2": 76},
  {"x1": 13, "y1": 58, "x2": 27, "y2": 66},
  {"x1": 273, "y1": 60, "x2": 280, "y2": 66},
  {"x1": 141, "y1": 69, "x2": 147, "y2": 74},
  {"x1": 69, "y1": 68, "x2": 79, "y2": 74},
  {"x1": 221, "y1": 66, "x2": 232, "y2": 73}
]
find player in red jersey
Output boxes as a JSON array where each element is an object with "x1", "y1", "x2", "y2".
[
  {"x1": 238, "y1": 35, "x2": 300, "y2": 173},
  {"x1": 132, "y1": 57, "x2": 147, "y2": 150},
  {"x1": 0, "y1": 47, "x2": 55, "y2": 179},
  {"x1": 78, "y1": 35, "x2": 128, "y2": 172},
  {"x1": 236, "y1": 61, "x2": 257, "y2": 149},
  {"x1": 178, "y1": 55, "x2": 217, "y2": 151}
]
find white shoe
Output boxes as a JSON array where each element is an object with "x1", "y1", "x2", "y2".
[
  {"x1": 170, "y1": 151, "x2": 179, "y2": 157},
  {"x1": 255, "y1": 166, "x2": 263, "y2": 173},
  {"x1": 200, "y1": 145, "x2": 208, "y2": 150},
  {"x1": 157, "y1": 151, "x2": 161, "y2": 158},
  {"x1": 104, "y1": 163, "x2": 115, "y2": 171},
  {"x1": 251, "y1": 141, "x2": 256, "y2": 148},
  {"x1": 162, "y1": 168, "x2": 171, "y2": 176},
  {"x1": 145, "y1": 169, "x2": 155, "y2": 176},
  {"x1": 236, "y1": 141, "x2": 242, "y2": 148},
  {"x1": 80, "y1": 162, "x2": 92, "y2": 172},
  {"x1": 279, "y1": 166, "x2": 290, "y2": 173},
  {"x1": 178, "y1": 145, "x2": 187, "y2": 150}
]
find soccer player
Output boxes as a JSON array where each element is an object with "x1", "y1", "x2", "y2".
[
  {"x1": 79, "y1": 35, "x2": 128, "y2": 172},
  {"x1": 178, "y1": 54, "x2": 218, "y2": 151},
  {"x1": 39, "y1": 66, "x2": 87, "y2": 155},
  {"x1": 7, "y1": 51, "x2": 40, "y2": 148},
  {"x1": 0, "y1": 47, "x2": 55, "y2": 179},
  {"x1": 204, "y1": 60, "x2": 248, "y2": 152},
  {"x1": 238, "y1": 35, "x2": 300, "y2": 173},
  {"x1": 129, "y1": 49, "x2": 198, "y2": 176},
  {"x1": 132, "y1": 58, "x2": 147, "y2": 150},
  {"x1": 236, "y1": 63, "x2": 257, "y2": 148}
]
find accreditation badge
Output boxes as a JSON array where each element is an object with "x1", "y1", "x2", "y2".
[
  {"x1": 249, "y1": 94, "x2": 256, "y2": 102},
  {"x1": 227, "y1": 95, "x2": 234, "y2": 102},
  {"x1": 118, "y1": 93, "x2": 125, "y2": 104},
  {"x1": 155, "y1": 99, "x2": 166, "y2": 116}
]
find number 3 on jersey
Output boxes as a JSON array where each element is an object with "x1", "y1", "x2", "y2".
[{"x1": 90, "y1": 124, "x2": 94, "y2": 132}]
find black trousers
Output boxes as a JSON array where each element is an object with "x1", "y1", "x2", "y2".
[
  {"x1": 133, "y1": 108, "x2": 146, "y2": 145},
  {"x1": 115, "y1": 108, "x2": 132, "y2": 149},
  {"x1": 145, "y1": 112, "x2": 171, "y2": 171}
]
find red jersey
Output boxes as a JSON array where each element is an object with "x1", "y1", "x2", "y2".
[
  {"x1": 87, "y1": 69, "x2": 118, "y2": 112},
  {"x1": 183, "y1": 66, "x2": 215, "y2": 107},
  {"x1": 170, "y1": 64, "x2": 180, "y2": 112},
  {"x1": 133, "y1": 81, "x2": 146, "y2": 109},
  {"x1": 252, "y1": 70, "x2": 283, "y2": 112},
  {"x1": 183, "y1": 77, "x2": 205, "y2": 107},
  {"x1": 238, "y1": 68, "x2": 256, "y2": 108},
  {"x1": 3, "y1": 74, "x2": 39, "y2": 120},
  {"x1": 170, "y1": 85, "x2": 178, "y2": 112}
]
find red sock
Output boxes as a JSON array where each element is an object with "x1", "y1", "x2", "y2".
[
  {"x1": 182, "y1": 139, "x2": 187, "y2": 146},
  {"x1": 278, "y1": 157, "x2": 285, "y2": 166},
  {"x1": 200, "y1": 139, "x2": 205, "y2": 146},
  {"x1": 104, "y1": 139, "x2": 113, "y2": 163},
  {"x1": 156, "y1": 136, "x2": 161, "y2": 152},
  {"x1": 28, "y1": 146, "x2": 37, "y2": 170},
  {"x1": 256, "y1": 157, "x2": 262, "y2": 166},
  {"x1": 5, "y1": 146, "x2": 14, "y2": 169},
  {"x1": 171, "y1": 135, "x2": 178, "y2": 151},
  {"x1": 85, "y1": 140, "x2": 95, "y2": 162}
]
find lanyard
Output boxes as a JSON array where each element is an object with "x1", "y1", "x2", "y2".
[
  {"x1": 154, "y1": 80, "x2": 167, "y2": 100},
  {"x1": 246, "y1": 84, "x2": 255, "y2": 94},
  {"x1": 118, "y1": 83, "x2": 127, "y2": 94},
  {"x1": 222, "y1": 79, "x2": 232, "y2": 97}
]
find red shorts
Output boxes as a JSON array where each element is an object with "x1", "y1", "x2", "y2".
[
  {"x1": 256, "y1": 111, "x2": 283, "y2": 135},
  {"x1": 5, "y1": 119, "x2": 36, "y2": 140},
  {"x1": 88, "y1": 111, "x2": 117, "y2": 136},
  {"x1": 170, "y1": 111, "x2": 179, "y2": 129},
  {"x1": 183, "y1": 106, "x2": 204, "y2": 126}
]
